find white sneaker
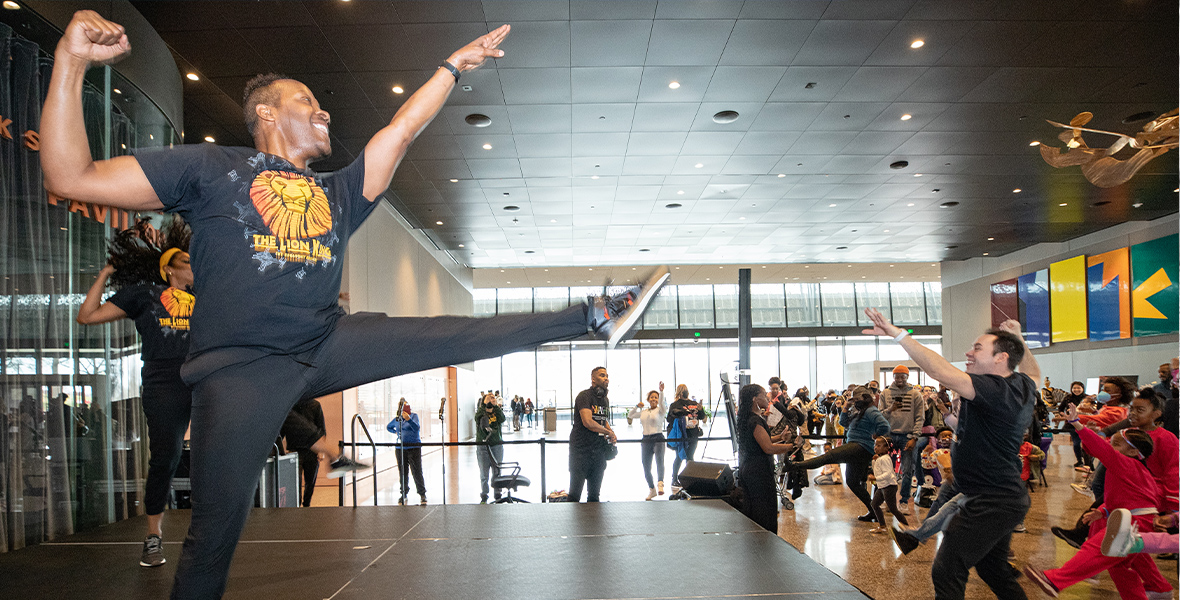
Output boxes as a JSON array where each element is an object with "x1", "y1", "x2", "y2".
[
  {"x1": 1071, "y1": 483, "x2": 1095, "y2": 499},
  {"x1": 646, "y1": 487, "x2": 657, "y2": 501},
  {"x1": 1101, "y1": 508, "x2": 1141, "y2": 557},
  {"x1": 898, "y1": 502, "x2": 912, "y2": 515}
]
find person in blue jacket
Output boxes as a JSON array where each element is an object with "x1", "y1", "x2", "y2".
[
  {"x1": 387, "y1": 400, "x2": 426, "y2": 505},
  {"x1": 789, "y1": 386, "x2": 891, "y2": 524}
]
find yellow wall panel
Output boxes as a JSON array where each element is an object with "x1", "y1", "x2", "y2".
[{"x1": 1050, "y1": 255, "x2": 1088, "y2": 342}]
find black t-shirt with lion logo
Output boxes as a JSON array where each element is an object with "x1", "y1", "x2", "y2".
[
  {"x1": 108, "y1": 283, "x2": 191, "y2": 362},
  {"x1": 135, "y1": 144, "x2": 377, "y2": 368}
]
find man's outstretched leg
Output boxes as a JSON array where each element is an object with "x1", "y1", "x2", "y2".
[{"x1": 171, "y1": 355, "x2": 308, "y2": 600}]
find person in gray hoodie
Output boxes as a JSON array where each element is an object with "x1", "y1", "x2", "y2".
[{"x1": 879, "y1": 365, "x2": 924, "y2": 513}]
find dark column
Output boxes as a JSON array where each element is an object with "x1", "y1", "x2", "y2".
[{"x1": 738, "y1": 268, "x2": 751, "y2": 386}]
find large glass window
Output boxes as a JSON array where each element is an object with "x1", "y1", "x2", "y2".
[
  {"x1": 474, "y1": 357, "x2": 502, "y2": 398},
  {"x1": 820, "y1": 283, "x2": 856, "y2": 327},
  {"x1": 678, "y1": 285, "x2": 715, "y2": 329},
  {"x1": 674, "y1": 340, "x2": 711, "y2": 409},
  {"x1": 497, "y1": 288, "x2": 533, "y2": 314},
  {"x1": 779, "y1": 338, "x2": 813, "y2": 394},
  {"x1": 473, "y1": 288, "x2": 496, "y2": 316},
  {"x1": 891, "y1": 282, "x2": 927, "y2": 326},
  {"x1": 925, "y1": 282, "x2": 943, "y2": 325},
  {"x1": 751, "y1": 284, "x2": 787, "y2": 327},
  {"x1": 642, "y1": 284, "x2": 679, "y2": 329},
  {"x1": 854, "y1": 282, "x2": 891, "y2": 326},
  {"x1": 569, "y1": 341, "x2": 607, "y2": 415},
  {"x1": 501, "y1": 350, "x2": 537, "y2": 403},
  {"x1": 608, "y1": 341, "x2": 641, "y2": 415},
  {"x1": 533, "y1": 287, "x2": 571, "y2": 313},
  {"x1": 844, "y1": 336, "x2": 877, "y2": 365},
  {"x1": 785, "y1": 283, "x2": 821, "y2": 327},
  {"x1": 536, "y1": 343, "x2": 571, "y2": 411},
  {"x1": 713, "y1": 284, "x2": 739, "y2": 328},
  {"x1": 751, "y1": 338, "x2": 779, "y2": 384},
  {"x1": 815, "y1": 337, "x2": 845, "y2": 393},
  {"x1": 638, "y1": 340, "x2": 675, "y2": 397}
]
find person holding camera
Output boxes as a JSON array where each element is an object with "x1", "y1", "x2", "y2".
[
  {"x1": 569, "y1": 367, "x2": 616, "y2": 502},
  {"x1": 475, "y1": 392, "x2": 506, "y2": 504},
  {"x1": 387, "y1": 400, "x2": 426, "y2": 506}
]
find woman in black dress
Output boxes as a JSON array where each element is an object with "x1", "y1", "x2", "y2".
[{"x1": 736, "y1": 383, "x2": 801, "y2": 533}]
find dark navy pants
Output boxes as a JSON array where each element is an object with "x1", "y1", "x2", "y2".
[
  {"x1": 141, "y1": 359, "x2": 192, "y2": 516},
  {"x1": 170, "y1": 307, "x2": 587, "y2": 599}
]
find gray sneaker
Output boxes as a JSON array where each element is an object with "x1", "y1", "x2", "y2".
[
  {"x1": 140, "y1": 534, "x2": 165, "y2": 567},
  {"x1": 586, "y1": 266, "x2": 670, "y2": 349},
  {"x1": 327, "y1": 455, "x2": 370, "y2": 479}
]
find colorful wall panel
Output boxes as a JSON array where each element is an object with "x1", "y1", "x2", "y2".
[
  {"x1": 1050, "y1": 256, "x2": 1088, "y2": 342},
  {"x1": 990, "y1": 279, "x2": 1018, "y2": 329},
  {"x1": 1131, "y1": 234, "x2": 1179, "y2": 337},
  {"x1": 1087, "y1": 247, "x2": 1131, "y2": 341},
  {"x1": 1018, "y1": 269, "x2": 1051, "y2": 348}
]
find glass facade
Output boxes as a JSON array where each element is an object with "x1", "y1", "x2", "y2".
[
  {"x1": 475, "y1": 334, "x2": 942, "y2": 425},
  {"x1": 1, "y1": 20, "x2": 180, "y2": 551}
]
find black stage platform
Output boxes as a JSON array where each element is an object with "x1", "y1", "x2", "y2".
[{"x1": 1, "y1": 501, "x2": 870, "y2": 599}]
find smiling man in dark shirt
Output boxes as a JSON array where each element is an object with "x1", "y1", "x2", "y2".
[{"x1": 863, "y1": 308, "x2": 1039, "y2": 600}]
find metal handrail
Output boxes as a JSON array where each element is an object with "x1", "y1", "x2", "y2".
[{"x1": 349, "y1": 414, "x2": 378, "y2": 507}]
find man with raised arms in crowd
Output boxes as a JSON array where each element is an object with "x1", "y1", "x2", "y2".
[
  {"x1": 40, "y1": 11, "x2": 668, "y2": 599},
  {"x1": 862, "y1": 308, "x2": 1039, "y2": 600}
]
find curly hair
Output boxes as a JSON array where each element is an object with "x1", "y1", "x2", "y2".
[
  {"x1": 1103, "y1": 376, "x2": 1137, "y2": 405},
  {"x1": 107, "y1": 216, "x2": 191, "y2": 290}
]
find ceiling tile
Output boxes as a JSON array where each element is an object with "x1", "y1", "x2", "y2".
[
  {"x1": 438, "y1": 105, "x2": 513, "y2": 135},
  {"x1": 721, "y1": 155, "x2": 780, "y2": 175},
  {"x1": 842, "y1": 131, "x2": 914, "y2": 155},
  {"x1": 787, "y1": 131, "x2": 859, "y2": 155},
  {"x1": 570, "y1": 20, "x2": 654, "y2": 66},
  {"x1": 626, "y1": 132, "x2": 688, "y2": 155},
  {"x1": 398, "y1": 23, "x2": 494, "y2": 68},
  {"x1": 572, "y1": 103, "x2": 637, "y2": 132},
  {"x1": 636, "y1": 66, "x2": 715, "y2": 102},
  {"x1": 834, "y1": 67, "x2": 927, "y2": 103},
  {"x1": 792, "y1": 20, "x2": 897, "y2": 66},
  {"x1": 507, "y1": 104, "x2": 572, "y2": 133},
  {"x1": 519, "y1": 157, "x2": 573, "y2": 178},
  {"x1": 481, "y1": 0, "x2": 570, "y2": 22},
  {"x1": 718, "y1": 20, "x2": 816, "y2": 66},
  {"x1": 513, "y1": 133, "x2": 573, "y2": 157},
  {"x1": 569, "y1": 0, "x2": 656, "y2": 20},
  {"x1": 689, "y1": 102, "x2": 764, "y2": 131},
  {"x1": 807, "y1": 102, "x2": 890, "y2": 131},
  {"x1": 572, "y1": 132, "x2": 630, "y2": 156},
  {"x1": 749, "y1": 103, "x2": 826, "y2": 131},
  {"x1": 499, "y1": 68, "x2": 573, "y2": 104},
  {"x1": 863, "y1": 19, "x2": 973, "y2": 66},
  {"x1": 820, "y1": 0, "x2": 917, "y2": 20},
  {"x1": 894, "y1": 66, "x2": 994, "y2": 103},
  {"x1": 392, "y1": 1, "x2": 486, "y2": 23},
  {"x1": 733, "y1": 131, "x2": 803, "y2": 155},
  {"x1": 622, "y1": 155, "x2": 677, "y2": 175},
  {"x1": 466, "y1": 158, "x2": 523, "y2": 178},
  {"x1": 492, "y1": 21, "x2": 572, "y2": 68},
  {"x1": 571, "y1": 67, "x2": 643, "y2": 103},
  {"x1": 654, "y1": 0, "x2": 744, "y2": 19},
  {"x1": 703, "y1": 66, "x2": 786, "y2": 102},
  {"x1": 630, "y1": 103, "x2": 699, "y2": 131},
  {"x1": 680, "y1": 131, "x2": 745, "y2": 155},
  {"x1": 644, "y1": 19, "x2": 735, "y2": 66}
]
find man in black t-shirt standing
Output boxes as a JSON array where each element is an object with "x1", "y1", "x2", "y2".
[
  {"x1": 41, "y1": 12, "x2": 671, "y2": 599},
  {"x1": 863, "y1": 308, "x2": 1039, "y2": 600},
  {"x1": 569, "y1": 367, "x2": 616, "y2": 502}
]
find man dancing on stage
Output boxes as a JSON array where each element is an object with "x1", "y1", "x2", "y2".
[{"x1": 41, "y1": 11, "x2": 668, "y2": 599}]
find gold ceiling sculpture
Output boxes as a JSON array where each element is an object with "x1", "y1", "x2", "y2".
[{"x1": 1038, "y1": 109, "x2": 1178, "y2": 188}]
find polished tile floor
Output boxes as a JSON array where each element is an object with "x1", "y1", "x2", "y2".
[{"x1": 316, "y1": 419, "x2": 1178, "y2": 599}]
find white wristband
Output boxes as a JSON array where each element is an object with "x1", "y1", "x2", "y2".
[{"x1": 893, "y1": 330, "x2": 910, "y2": 342}]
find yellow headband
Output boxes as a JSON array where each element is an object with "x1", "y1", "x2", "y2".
[{"x1": 159, "y1": 248, "x2": 182, "y2": 282}]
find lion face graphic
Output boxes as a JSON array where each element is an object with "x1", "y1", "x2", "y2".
[
  {"x1": 160, "y1": 288, "x2": 195, "y2": 319},
  {"x1": 249, "y1": 171, "x2": 333, "y2": 239}
]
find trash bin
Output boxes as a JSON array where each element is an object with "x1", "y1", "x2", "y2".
[{"x1": 544, "y1": 407, "x2": 557, "y2": 433}]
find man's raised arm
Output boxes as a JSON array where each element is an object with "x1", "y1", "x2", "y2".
[
  {"x1": 360, "y1": 25, "x2": 510, "y2": 202},
  {"x1": 41, "y1": 10, "x2": 162, "y2": 210},
  {"x1": 862, "y1": 308, "x2": 977, "y2": 400}
]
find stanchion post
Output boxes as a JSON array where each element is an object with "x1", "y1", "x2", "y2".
[{"x1": 539, "y1": 437, "x2": 547, "y2": 503}]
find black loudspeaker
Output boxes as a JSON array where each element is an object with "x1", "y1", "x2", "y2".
[{"x1": 678, "y1": 461, "x2": 734, "y2": 497}]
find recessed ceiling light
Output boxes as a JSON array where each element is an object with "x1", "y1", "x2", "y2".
[
  {"x1": 910, "y1": 40, "x2": 925, "y2": 49},
  {"x1": 2, "y1": 2, "x2": 19, "y2": 9},
  {"x1": 828, "y1": 203, "x2": 837, "y2": 207},
  {"x1": 890, "y1": 264, "x2": 895, "y2": 267},
  {"x1": 436, "y1": 221, "x2": 443, "y2": 225},
  {"x1": 186, "y1": 73, "x2": 199, "y2": 81},
  {"x1": 449, "y1": 178, "x2": 458, "y2": 183},
  {"x1": 1012, "y1": 188, "x2": 1022, "y2": 193},
  {"x1": 112, "y1": 88, "x2": 122, "y2": 95},
  {"x1": 777, "y1": 173, "x2": 785, "y2": 178},
  {"x1": 203, "y1": 136, "x2": 215, "y2": 143},
  {"x1": 913, "y1": 173, "x2": 923, "y2": 177},
  {"x1": 1133, "y1": 202, "x2": 1143, "y2": 208},
  {"x1": 900, "y1": 114, "x2": 912, "y2": 121},
  {"x1": 677, "y1": 190, "x2": 684, "y2": 195},
  {"x1": 987, "y1": 237, "x2": 995, "y2": 241},
  {"x1": 458, "y1": 244, "x2": 465, "y2": 248},
  {"x1": 739, "y1": 216, "x2": 745, "y2": 220},
  {"x1": 149, "y1": 134, "x2": 154, "y2": 140},
  {"x1": 668, "y1": 81, "x2": 680, "y2": 89},
  {"x1": 1174, "y1": 188, "x2": 1179, "y2": 193},
  {"x1": 907, "y1": 203, "x2": 915, "y2": 207},
  {"x1": 983, "y1": 253, "x2": 990, "y2": 256},
  {"x1": 694, "y1": 163, "x2": 704, "y2": 168},
  {"x1": 1058, "y1": 202, "x2": 1068, "y2": 206},
  {"x1": 482, "y1": 143, "x2": 492, "y2": 150},
  {"x1": 1029, "y1": 141, "x2": 1040, "y2": 146},
  {"x1": 883, "y1": 229, "x2": 890, "y2": 232},
  {"x1": 392, "y1": 86, "x2": 404, "y2": 94},
  {"x1": 705, "y1": 278, "x2": 710, "y2": 281},
  {"x1": 591, "y1": 175, "x2": 599, "y2": 179},
  {"x1": 550, "y1": 219, "x2": 557, "y2": 223}
]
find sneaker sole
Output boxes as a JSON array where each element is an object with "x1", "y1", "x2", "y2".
[
  {"x1": 1023, "y1": 566, "x2": 1059, "y2": 598},
  {"x1": 1101, "y1": 509, "x2": 1131, "y2": 557},
  {"x1": 139, "y1": 558, "x2": 166, "y2": 567},
  {"x1": 607, "y1": 266, "x2": 670, "y2": 349},
  {"x1": 326, "y1": 466, "x2": 368, "y2": 479}
]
